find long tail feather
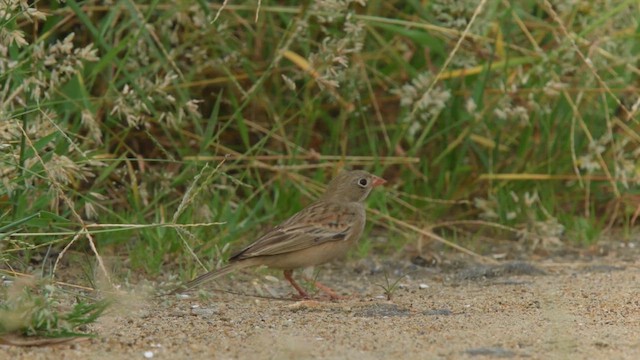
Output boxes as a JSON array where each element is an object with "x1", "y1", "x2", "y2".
[{"x1": 168, "y1": 261, "x2": 250, "y2": 295}]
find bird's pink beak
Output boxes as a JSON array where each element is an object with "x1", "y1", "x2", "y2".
[{"x1": 371, "y1": 176, "x2": 387, "y2": 187}]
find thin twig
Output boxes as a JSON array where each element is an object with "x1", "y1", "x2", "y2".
[{"x1": 369, "y1": 209, "x2": 499, "y2": 264}]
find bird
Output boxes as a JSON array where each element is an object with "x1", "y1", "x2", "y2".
[{"x1": 170, "y1": 169, "x2": 386, "y2": 299}]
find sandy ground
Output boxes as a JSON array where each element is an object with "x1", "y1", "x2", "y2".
[{"x1": 2, "y1": 242, "x2": 640, "y2": 359}]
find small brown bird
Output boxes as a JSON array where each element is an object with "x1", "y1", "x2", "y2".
[{"x1": 171, "y1": 170, "x2": 386, "y2": 298}]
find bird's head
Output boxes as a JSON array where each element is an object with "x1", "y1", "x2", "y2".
[{"x1": 321, "y1": 170, "x2": 386, "y2": 203}]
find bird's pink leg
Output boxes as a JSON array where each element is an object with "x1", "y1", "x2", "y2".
[
  {"x1": 283, "y1": 270, "x2": 309, "y2": 299},
  {"x1": 302, "y1": 276, "x2": 345, "y2": 300}
]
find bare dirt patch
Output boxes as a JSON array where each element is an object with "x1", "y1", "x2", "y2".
[{"x1": 2, "y1": 242, "x2": 640, "y2": 359}]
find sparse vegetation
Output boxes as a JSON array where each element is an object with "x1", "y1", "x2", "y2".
[
  {"x1": 376, "y1": 270, "x2": 406, "y2": 301},
  {"x1": 1, "y1": 0, "x2": 638, "y2": 336},
  {"x1": 0, "y1": 279, "x2": 108, "y2": 338}
]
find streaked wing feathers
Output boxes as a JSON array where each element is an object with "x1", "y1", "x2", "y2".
[{"x1": 230, "y1": 202, "x2": 359, "y2": 260}]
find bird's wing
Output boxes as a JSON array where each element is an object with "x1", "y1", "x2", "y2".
[{"x1": 230, "y1": 202, "x2": 363, "y2": 260}]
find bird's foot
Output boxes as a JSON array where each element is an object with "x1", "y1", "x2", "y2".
[
  {"x1": 291, "y1": 292, "x2": 311, "y2": 300},
  {"x1": 303, "y1": 276, "x2": 346, "y2": 300}
]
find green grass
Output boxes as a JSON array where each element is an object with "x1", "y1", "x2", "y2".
[
  {"x1": 376, "y1": 270, "x2": 407, "y2": 301},
  {"x1": 1, "y1": 0, "x2": 639, "y2": 335},
  {"x1": 0, "y1": 279, "x2": 108, "y2": 338}
]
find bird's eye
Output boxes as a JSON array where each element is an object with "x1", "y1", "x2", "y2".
[{"x1": 358, "y1": 178, "x2": 368, "y2": 187}]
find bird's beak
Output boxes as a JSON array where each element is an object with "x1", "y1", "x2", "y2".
[{"x1": 371, "y1": 176, "x2": 387, "y2": 187}]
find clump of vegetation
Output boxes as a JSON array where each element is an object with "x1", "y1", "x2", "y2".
[{"x1": 0, "y1": 280, "x2": 108, "y2": 338}]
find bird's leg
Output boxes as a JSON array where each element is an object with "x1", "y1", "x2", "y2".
[
  {"x1": 302, "y1": 276, "x2": 345, "y2": 300},
  {"x1": 283, "y1": 270, "x2": 309, "y2": 299}
]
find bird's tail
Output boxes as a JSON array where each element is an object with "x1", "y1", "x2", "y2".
[{"x1": 168, "y1": 261, "x2": 250, "y2": 295}]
